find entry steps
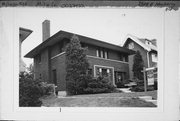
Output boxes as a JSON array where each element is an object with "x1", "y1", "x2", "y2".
[{"x1": 117, "y1": 88, "x2": 132, "y2": 93}]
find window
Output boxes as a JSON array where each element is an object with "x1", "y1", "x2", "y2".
[
  {"x1": 100, "y1": 50, "x2": 103, "y2": 58},
  {"x1": 119, "y1": 54, "x2": 123, "y2": 61},
  {"x1": 119, "y1": 54, "x2": 128, "y2": 62},
  {"x1": 146, "y1": 41, "x2": 152, "y2": 45},
  {"x1": 87, "y1": 68, "x2": 93, "y2": 76},
  {"x1": 59, "y1": 43, "x2": 63, "y2": 53},
  {"x1": 36, "y1": 54, "x2": 41, "y2": 64},
  {"x1": 96, "y1": 48, "x2": 108, "y2": 59},
  {"x1": 96, "y1": 50, "x2": 99, "y2": 57},
  {"x1": 104, "y1": 51, "x2": 108, "y2": 59},
  {"x1": 152, "y1": 53, "x2": 158, "y2": 62},
  {"x1": 128, "y1": 42, "x2": 134, "y2": 49},
  {"x1": 95, "y1": 67, "x2": 112, "y2": 78}
]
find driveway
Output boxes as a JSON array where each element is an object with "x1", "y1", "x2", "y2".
[{"x1": 40, "y1": 91, "x2": 157, "y2": 107}]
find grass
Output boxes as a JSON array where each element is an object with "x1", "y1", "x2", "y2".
[{"x1": 40, "y1": 91, "x2": 157, "y2": 107}]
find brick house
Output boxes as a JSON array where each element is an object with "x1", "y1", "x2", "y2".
[
  {"x1": 24, "y1": 20, "x2": 135, "y2": 92},
  {"x1": 122, "y1": 34, "x2": 158, "y2": 80}
]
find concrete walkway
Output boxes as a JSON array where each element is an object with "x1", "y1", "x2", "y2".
[{"x1": 139, "y1": 96, "x2": 157, "y2": 105}]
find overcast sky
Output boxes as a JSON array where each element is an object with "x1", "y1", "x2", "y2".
[{"x1": 16, "y1": 8, "x2": 164, "y2": 67}]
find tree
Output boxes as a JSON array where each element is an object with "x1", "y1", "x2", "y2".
[
  {"x1": 27, "y1": 63, "x2": 34, "y2": 78},
  {"x1": 132, "y1": 50, "x2": 144, "y2": 81},
  {"x1": 65, "y1": 34, "x2": 89, "y2": 95}
]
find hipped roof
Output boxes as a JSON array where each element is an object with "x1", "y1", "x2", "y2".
[{"x1": 25, "y1": 30, "x2": 135, "y2": 58}]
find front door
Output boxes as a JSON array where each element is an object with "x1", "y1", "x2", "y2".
[{"x1": 115, "y1": 71, "x2": 126, "y2": 88}]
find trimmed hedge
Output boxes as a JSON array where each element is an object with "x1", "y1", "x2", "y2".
[
  {"x1": 130, "y1": 85, "x2": 154, "y2": 92},
  {"x1": 83, "y1": 76, "x2": 115, "y2": 94}
]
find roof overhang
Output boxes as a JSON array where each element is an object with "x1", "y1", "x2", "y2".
[
  {"x1": 19, "y1": 27, "x2": 33, "y2": 43},
  {"x1": 25, "y1": 31, "x2": 135, "y2": 58}
]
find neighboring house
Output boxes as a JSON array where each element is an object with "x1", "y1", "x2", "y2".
[
  {"x1": 24, "y1": 20, "x2": 135, "y2": 92},
  {"x1": 19, "y1": 27, "x2": 33, "y2": 72},
  {"x1": 122, "y1": 34, "x2": 158, "y2": 80}
]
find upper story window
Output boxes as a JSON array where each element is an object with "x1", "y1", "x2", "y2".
[
  {"x1": 152, "y1": 53, "x2": 158, "y2": 62},
  {"x1": 119, "y1": 54, "x2": 128, "y2": 62},
  {"x1": 146, "y1": 40, "x2": 152, "y2": 45},
  {"x1": 36, "y1": 54, "x2": 41, "y2": 64},
  {"x1": 96, "y1": 48, "x2": 108, "y2": 59},
  {"x1": 128, "y1": 42, "x2": 134, "y2": 49},
  {"x1": 59, "y1": 43, "x2": 63, "y2": 53}
]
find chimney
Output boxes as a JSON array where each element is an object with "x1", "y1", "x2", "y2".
[{"x1": 42, "y1": 20, "x2": 50, "y2": 42}]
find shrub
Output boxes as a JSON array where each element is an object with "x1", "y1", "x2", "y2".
[
  {"x1": 19, "y1": 72, "x2": 44, "y2": 107},
  {"x1": 40, "y1": 82, "x2": 56, "y2": 95},
  {"x1": 130, "y1": 85, "x2": 154, "y2": 92},
  {"x1": 83, "y1": 76, "x2": 115, "y2": 94},
  {"x1": 130, "y1": 78, "x2": 157, "y2": 92}
]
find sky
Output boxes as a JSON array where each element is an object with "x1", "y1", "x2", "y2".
[{"x1": 16, "y1": 8, "x2": 164, "y2": 67}]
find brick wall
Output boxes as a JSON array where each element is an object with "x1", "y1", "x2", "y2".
[
  {"x1": 34, "y1": 39, "x2": 131, "y2": 91},
  {"x1": 83, "y1": 43, "x2": 128, "y2": 63},
  {"x1": 50, "y1": 53, "x2": 66, "y2": 91},
  {"x1": 87, "y1": 56, "x2": 129, "y2": 79},
  {"x1": 49, "y1": 52, "x2": 130, "y2": 91},
  {"x1": 124, "y1": 39, "x2": 149, "y2": 80},
  {"x1": 34, "y1": 48, "x2": 50, "y2": 82}
]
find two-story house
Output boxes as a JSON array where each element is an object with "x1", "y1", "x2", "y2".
[
  {"x1": 122, "y1": 34, "x2": 158, "y2": 80},
  {"x1": 24, "y1": 20, "x2": 135, "y2": 93}
]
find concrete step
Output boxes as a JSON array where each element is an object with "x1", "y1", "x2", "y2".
[
  {"x1": 57, "y1": 91, "x2": 67, "y2": 98},
  {"x1": 117, "y1": 88, "x2": 131, "y2": 93},
  {"x1": 145, "y1": 99, "x2": 157, "y2": 105},
  {"x1": 139, "y1": 96, "x2": 152, "y2": 100}
]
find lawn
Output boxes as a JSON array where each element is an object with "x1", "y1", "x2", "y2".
[{"x1": 40, "y1": 91, "x2": 157, "y2": 107}]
